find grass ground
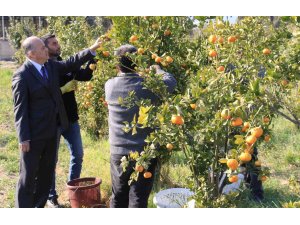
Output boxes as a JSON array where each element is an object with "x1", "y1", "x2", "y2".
[{"x1": 0, "y1": 64, "x2": 299, "y2": 208}]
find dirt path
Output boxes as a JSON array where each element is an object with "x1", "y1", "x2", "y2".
[{"x1": 0, "y1": 60, "x2": 19, "y2": 70}]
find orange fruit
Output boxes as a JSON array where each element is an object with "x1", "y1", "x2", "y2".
[
  {"x1": 180, "y1": 64, "x2": 186, "y2": 69},
  {"x1": 244, "y1": 122, "x2": 250, "y2": 128},
  {"x1": 221, "y1": 108, "x2": 231, "y2": 120},
  {"x1": 137, "y1": 48, "x2": 145, "y2": 54},
  {"x1": 244, "y1": 148, "x2": 254, "y2": 154},
  {"x1": 227, "y1": 159, "x2": 239, "y2": 170},
  {"x1": 255, "y1": 160, "x2": 262, "y2": 167},
  {"x1": 217, "y1": 66, "x2": 225, "y2": 72},
  {"x1": 151, "y1": 54, "x2": 158, "y2": 59},
  {"x1": 261, "y1": 176, "x2": 267, "y2": 182},
  {"x1": 208, "y1": 35, "x2": 217, "y2": 44},
  {"x1": 218, "y1": 37, "x2": 224, "y2": 44},
  {"x1": 246, "y1": 135, "x2": 257, "y2": 145},
  {"x1": 87, "y1": 82, "x2": 93, "y2": 89},
  {"x1": 241, "y1": 126, "x2": 248, "y2": 132},
  {"x1": 166, "y1": 143, "x2": 174, "y2": 151},
  {"x1": 229, "y1": 175, "x2": 239, "y2": 183},
  {"x1": 262, "y1": 48, "x2": 271, "y2": 55},
  {"x1": 135, "y1": 165, "x2": 144, "y2": 173},
  {"x1": 152, "y1": 24, "x2": 159, "y2": 29},
  {"x1": 251, "y1": 127, "x2": 264, "y2": 138},
  {"x1": 264, "y1": 135, "x2": 271, "y2": 142},
  {"x1": 102, "y1": 51, "x2": 110, "y2": 57},
  {"x1": 155, "y1": 57, "x2": 162, "y2": 63},
  {"x1": 166, "y1": 56, "x2": 173, "y2": 63},
  {"x1": 231, "y1": 117, "x2": 243, "y2": 127},
  {"x1": 209, "y1": 50, "x2": 217, "y2": 57},
  {"x1": 281, "y1": 79, "x2": 289, "y2": 87},
  {"x1": 239, "y1": 152, "x2": 252, "y2": 162},
  {"x1": 161, "y1": 62, "x2": 168, "y2": 67},
  {"x1": 100, "y1": 35, "x2": 111, "y2": 42},
  {"x1": 164, "y1": 29, "x2": 171, "y2": 36},
  {"x1": 143, "y1": 171, "x2": 152, "y2": 179},
  {"x1": 228, "y1": 36, "x2": 237, "y2": 43},
  {"x1": 171, "y1": 115, "x2": 184, "y2": 125},
  {"x1": 242, "y1": 122, "x2": 250, "y2": 132},
  {"x1": 181, "y1": 64, "x2": 187, "y2": 69},
  {"x1": 89, "y1": 64, "x2": 96, "y2": 71},
  {"x1": 129, "y1": 35, "x2": 138, "y2": 42},
  {"x1": 263, "y1": 117, "x2": 270, "y2": 124},
  {"x1": 190, "y1": 104, "x2": 196, "y2": 109}
]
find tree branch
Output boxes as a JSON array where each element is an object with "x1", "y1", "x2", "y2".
[{"x1": 272, "y1": 106, "x2": 300, "y2": 126}]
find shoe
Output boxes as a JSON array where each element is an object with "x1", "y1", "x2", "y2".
[{"x1": 47, "y1": 198, "x2": 60, "y2": 208}]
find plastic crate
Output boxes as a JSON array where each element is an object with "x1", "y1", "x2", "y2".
[{"x1": 153, "y1": 188, "x2": 194, "y2": 208}]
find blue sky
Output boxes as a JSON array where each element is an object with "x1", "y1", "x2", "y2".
[{"x1": 224, "y1": 16, "x2": 238, "y2": 24}]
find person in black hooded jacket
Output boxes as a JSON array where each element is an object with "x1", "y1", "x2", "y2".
[{"x1": 41, "y1": 34, "x2": 96, "y2": 207}]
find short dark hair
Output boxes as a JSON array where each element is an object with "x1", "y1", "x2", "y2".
[
  {"x1": 115, "y1": 44, "x2": 137, "y2": 73},
  {"x1": 40, "y1": 33, "x2": 56, "y2": 46}
]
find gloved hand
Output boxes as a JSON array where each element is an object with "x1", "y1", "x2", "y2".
[{"x1": 60, "y1": 80, "x2": 77, "y2": 94}]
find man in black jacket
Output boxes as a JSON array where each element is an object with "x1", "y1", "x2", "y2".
[
  {"x1": 41, "y1": 34, "x2": 95, "y2": 207},
  {"x1": 12, "y1": 36, "x2": 101, "y2": 208}
]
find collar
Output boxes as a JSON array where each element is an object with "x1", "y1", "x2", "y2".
[
  {"x1": 27, "y1": 58, "x2": 44, "y2": 72},
  {"x1": 50, "y1": 55, "x2": 63, "y2": 61},
  {"x1": 117, "y1": 72, "x2": 139, "y2": 77}
]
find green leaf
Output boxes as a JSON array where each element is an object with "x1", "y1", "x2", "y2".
[
  {"x1": 132, "y1": 125, "x2": 137, "y2": 135},
  {"x1": 219, "y1": 158, "x2": 228, "y2": 164},
  {"x1": 118, "y1": 96, "x2": 124, "y2": 105}
]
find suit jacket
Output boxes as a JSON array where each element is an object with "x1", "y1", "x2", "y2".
[{"x1": 12, "y1": 49, "x2": 94, "y2": 143}]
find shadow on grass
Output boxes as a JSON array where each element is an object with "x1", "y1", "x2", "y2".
[{"x1": 236, "y1": 185, "x2": 300, "y2": 208}]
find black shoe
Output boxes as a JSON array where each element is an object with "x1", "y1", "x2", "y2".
[{"x1": 47, "y1": 198, "x2": 60, "y2": 208}]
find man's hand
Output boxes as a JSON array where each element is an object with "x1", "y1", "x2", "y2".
[
  {"x1": 60, "y1": 80, "x2": 77, "y2": 94},
  {"x1": 150, "y1": 65, "x2": 166, "y2": 75},
  {"x1": 89, "y1": 38, "x2": 103, "y2": 52},
  {"x1": 19, "y1": 141, "x2": 30, "y2": 153}
]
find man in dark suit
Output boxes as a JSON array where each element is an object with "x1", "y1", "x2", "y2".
[{"x1": 12, "y1": 36, "x2": 101, "y2": 208}]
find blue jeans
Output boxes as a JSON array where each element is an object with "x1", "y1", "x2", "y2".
[{"x1": 48, "y1": 121, "x2": 84, "y2": 200}]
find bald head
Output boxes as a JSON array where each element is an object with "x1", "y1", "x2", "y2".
[
  {"x1": 22, "y1": 36, "x2": 42, "y2": 55},
  {"x1": 22, "y1": 36, "x2": 49, "y2": 64}
]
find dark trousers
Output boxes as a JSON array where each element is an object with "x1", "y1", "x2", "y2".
[
  {"x1": 110, "y1": 154, "x2": 157, "y2": 208},
  {"x1": 15, "y1": 136, "x2": 57, "y2": 208},
  {"x1": 243, "y1": 147, "x2": 264, "y2": 199},
  {"x1": 245, "y1": 170, "x2": 264, "y2": 199}
]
